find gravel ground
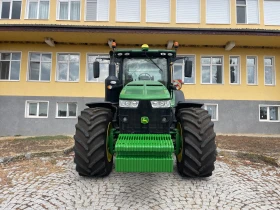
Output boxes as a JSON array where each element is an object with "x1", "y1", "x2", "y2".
[{"x1": 0, "y1": 155, "x2": 279, "y2": 210}]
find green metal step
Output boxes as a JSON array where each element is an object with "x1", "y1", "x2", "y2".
[{"x1": 115, "y1": 134, "x2": 174, "y2": 172}]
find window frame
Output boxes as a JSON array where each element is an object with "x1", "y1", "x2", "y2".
[
  {"x1": 236, "y1": 0, "x2": 260, "y2": 24},
  {"x1": 246, "y1": 55, "x2": 258, "y2": 85},
  {"x1": 27, "y1": 52, "x2": 52, "y2": 82},
  {"x1": 25, "y1": 0, "x2": 50, "y2": 19},
  {"x1": 173, "y1": 54, "x2": 196, "y2": 85},
  {"x1": 0, "y1": 51, "x2": 21, "y2": 81},
  {"x1": 56, "y1": 102, "x2": 78, "y2": 118},
  {"x1": 146, "y1": 0, "x2": 171, "y2": 23},
  {"x1": 0, "y1": 0, "x2": 22, "y2": 19},
  {"x1": 259, "y1": 104, "x2": 280, "y2": 122},
  {"x1": 201, "y1": 55, "x2": 224, "y2": 85},
  {"x1": 56, "y1": 52, "x2": 80, "y2": 82},
  {"x1": 86, "y1": 53, "x2": 110, "y2": 83},
  {"x1": 229, "y1": 55, "x2": 241, "y2": 85},
  {"x1": 206, "y1": 0, "x2": 231, "y2": 24},
  {"x1": 204, "y1": 103, "x2": 219, "y2": 121},
  {"x1": 176, "y1": 0, "x2": 201, "y2": 24},
  {"x1": 25, "y1": 100, "x2": 49, "y2": 118},
  {"x1": 264, "y1": 56, "x2": 276, "y2": 86},
  {"x1": 56, "y1": 0, "x2": 81, "y2": 21},
  {"x1": 85, "y1": 0, "x2": 110, "y2": 22}
]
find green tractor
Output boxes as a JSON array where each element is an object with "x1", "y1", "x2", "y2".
[{"x1": 74, "y1": 43, "x2": 216, "y2": 177}]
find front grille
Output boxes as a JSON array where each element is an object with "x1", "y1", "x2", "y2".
[{"x1": 119, "y1": 100, "x2": 172, "y2": 134}]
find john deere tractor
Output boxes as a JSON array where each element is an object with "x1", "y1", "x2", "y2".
[{"x1": 74, "y1": 43, "x2": 216, "y2": 177}]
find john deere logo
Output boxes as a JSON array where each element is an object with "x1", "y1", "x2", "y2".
[{"x1": 141, "y1": 116, "x2": 149, "y2": 124}]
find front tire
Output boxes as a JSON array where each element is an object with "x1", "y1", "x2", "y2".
[
  {"x1": 176, "y1": 108, "x2": 216, "y2": 177},
  {"x1": 74, "y1": 108, "x2": 113, "y2": 177}
]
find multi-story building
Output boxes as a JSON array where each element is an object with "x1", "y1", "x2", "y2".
[{"x1": 0, "y1": 0, "x2": 279, "y2": 136}]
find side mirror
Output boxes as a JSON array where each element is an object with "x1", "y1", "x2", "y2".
[
  {"x1": 184, "y1": 60, "x2": 192, "y2": 77},
  {"x1": 93, "y1": 61, "x2": 100, "y2": 78}
]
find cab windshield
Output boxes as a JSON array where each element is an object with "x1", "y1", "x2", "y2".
[{"x1": 123, "y1": 58, "x2": 168, "y2": 86}]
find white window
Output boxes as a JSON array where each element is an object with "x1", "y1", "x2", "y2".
[
  {"x1": 116, "y1": 0, "x2": 140, "y2": 22},
  {"x1": 86, "y1": 0, "x2": 109, "y2": 21},
  {"x1": 204, "y1": 104, "x2": 218, "y2": 121},
  {"x1": 206, "y1": 0, "x2": 230, "y2": 24},
  {"x1": 28, "y1": 53, "x2": 51, "y2": 81},
  {"x1": 264, "y1": 0, "x2": 280, "y2": 25},
  {"x1": 146, "y1": 0, "x2": 170, "y2": 23},
  {"x1": 57, "y1": 0, "x2": 80, "y2": 20},
  {"x1": 56, "y1": 102, "x2": 78, "y2": 118},
  {"x1": 264, "y1": 57, "x2": 275, "y2": 85},
  {"x1": 201, "y1": 56, "x2": 223, "y2": 84},
  {"x1": 176, "y1": 0, "x2": 200, "y2": 23},
  {"x1": 247, "y1": 56, "x2": 257, "y2": 85},
  {"x1": 229, "y1": 56, "x2": 240, "y2": 84},
  {"x1": 87, "y1": 54, "x2": 110, "y2": 82},
  {"x1": 0, "y1": 0, "x2": 22, "y2": 19},
  {"x1": 259, "y1": 105, "x2": 280, "y2": 122},
  {"x1": 236, "y1": 0, "x2": 259, "y2": 24},
  {"x1": 25, "y1": 101, "x2": 49, "y2": 118},
  {"x1": 173, "y1": 56, "x2": 195, "y2": 84},
  {"x1": 26, "y1": 0, "x2": 49, "y2": 19},
  {"x1": 57, "y1": 53, "x2": 80, "y2": 82},
  {"x1": 0, "y1": 52, "x2": 21, "y2": 81}
]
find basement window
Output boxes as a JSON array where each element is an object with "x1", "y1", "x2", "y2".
[
  {"x1": 0, "y1": 0, "x2": 22, "y2": 19},
  {"x1": 204, "y1": 104, "x2": 218, "y2": 121},
  {"x1": 259, "y1": 105, "x2": 280, "y2": 122},
  {"x1": 25, "y1": 101, "x2": 49, "y2": 118},
  {"x1": 0, "y1": 52, "x2": 21, "y2": 81},
  {"x1": 56, "y1": 102, "x2": 77, "y2": 118}
]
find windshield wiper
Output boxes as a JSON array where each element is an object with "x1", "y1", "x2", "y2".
[{"x1": 145, "y1": 53, "x2": 163, "y2": 72}]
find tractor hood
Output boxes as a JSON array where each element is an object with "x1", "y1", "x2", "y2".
[{"x1": 119, "y1": 81, "x2": 170, "y2": 100}]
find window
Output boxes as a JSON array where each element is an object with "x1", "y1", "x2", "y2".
[
  {"x1": 236, "y1": 0, "x2": 259, "y2": 24},
  {"x1": 57, "y1": 53, "x2": 79, "y2": 82},
  {"x1": 206, "y1": 0, "x2": 230, "y2": 24},
  {"x1": 259, "y1": 105, "x2": 280, "y2": 122},
  {"x1": 56, "y1": 102, "x2": 77, "y2": 118},
  {"x1": 86, "y1": 0, "x2": 109, "y2": 21},
  {"x1": 201, "y1": 56, "x2": 223, "y2": 84},
  {"x1": 146, "y1": 0, "x2": 170, "y2": 23},
  {"x1": 176, "y1": 0, "x2": 200, "y2": 23},
  {"x1": 0, "y1": 52, "x2": 21, "y2": 81},
  {"x1": 229, "y1": 56, "x2": 240, "y2": 84},
  {"x1": 204, "y1": 104, "x2": 218, "y2": 121},
  {"x1": 25, "y1": 101, "x2": 49, "y2": 118},
  {"x1": 28, "y1": 53, "x2": 51, "y2": 81},
  {"x1": 116, "y1": 0, "x2": 140, "y2": 22},
  {"x1": 264, "y1": 0, "x2": 280, "y2": 25},
  {"x1": 57, "y1": 0, "x2": 80, "y2": 20},
  {"x1": 247, "y1": 56, "x2": 257, "y2": 84},
  {"x1": 173, "y1": 56, "x2": 195, "y2": 84},
  {"x1": 87, "y1": 54, "x2": 110, "y2": 82},
  {"x1": 264, "y1": 57, "x2": 275, "y2": 85},
  {"x1": 0, "y1": 0, "x2": 21, "y2": 19},
  {"x1": 26, "y1": 0, "x2": 49, "y2": 19}
]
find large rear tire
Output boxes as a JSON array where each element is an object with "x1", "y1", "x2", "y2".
[
  {"x1": 176, "y1": 107, "x2": 216, "y2": 177},
  {"x1": 74, "y1": 108, "x2": 113, "y2": 177}
]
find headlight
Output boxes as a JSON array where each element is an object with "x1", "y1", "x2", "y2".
[
  {"x1": 119, "y1": 100, "x2": 139, "y2": 108},
  {"x1": 151, "y1": 100, "x2": 171, "y2": 108}
]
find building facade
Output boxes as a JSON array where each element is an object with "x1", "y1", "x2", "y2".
[{"x1": 0, "y1": 0, "x2": 279, "y2": 136}]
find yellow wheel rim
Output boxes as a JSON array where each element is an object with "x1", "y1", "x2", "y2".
[
  {"x1": 106, "y1": 123, "x2": 113, "y2": 162},
  {"x1": 177, "y1": 123, "x2": 183, "y2": 163}
]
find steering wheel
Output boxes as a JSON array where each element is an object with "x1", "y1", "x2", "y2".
[{"x1": 138, "y1": 73, "x2": 152, "y2": 80}]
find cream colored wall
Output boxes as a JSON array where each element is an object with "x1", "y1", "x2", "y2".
[
  {"x1": 0, "y1": 43, "x2": 279, "y2": 101},
  {"x1": 0, "y1": 0, "x2": 279, "y2": 30}
]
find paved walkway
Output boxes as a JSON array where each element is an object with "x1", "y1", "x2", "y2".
[{"x1": 0, "y1": 155, "x2": 279, "y2": 210}]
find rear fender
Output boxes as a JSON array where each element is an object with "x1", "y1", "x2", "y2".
[
  {"x1": 86, "y1": 102, "x2": 118, "y2": 114},
  {"x1": 175, "y1": 102, "x2": 203, "y2": 116}
]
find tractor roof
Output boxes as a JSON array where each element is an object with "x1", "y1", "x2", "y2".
[{"x1": 113, "y1": 49, "x2": 177, "y2": 59}]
